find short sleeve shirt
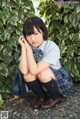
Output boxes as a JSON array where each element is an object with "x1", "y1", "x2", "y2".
[{"x1": 39, "y1": 40, "x2": 61, "y2": 70}]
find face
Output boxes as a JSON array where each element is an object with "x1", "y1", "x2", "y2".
[{"x1": 26, "y1": 27, "x2": 44, "y2": 47}]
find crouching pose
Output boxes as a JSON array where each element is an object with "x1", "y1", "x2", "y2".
[{"x1": 18, "y1": 16, "x2": 73, "y2": 109}]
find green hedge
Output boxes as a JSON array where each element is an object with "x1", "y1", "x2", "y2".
[
  {"x1": 38, "y1": 0, "x2": 80, "y2": 81},
  {"x1": 0, "y1": 0, "x2": 35, "y2": 98}
]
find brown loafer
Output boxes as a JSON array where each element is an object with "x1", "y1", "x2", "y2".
[
  {"x1": 33, "y1": 97, "x2": 45, "y2": 109},
  {"x1": 41, "y1": 97, "x2": 61, "y2": 109}
]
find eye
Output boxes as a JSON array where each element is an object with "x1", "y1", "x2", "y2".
[{"x1": 34, "y1": 32, "x2": 38, "y2": 35}]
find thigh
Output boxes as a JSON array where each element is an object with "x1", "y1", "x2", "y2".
[{"x1": 37, "y1": 68, "x2": 55, "y2": 83}]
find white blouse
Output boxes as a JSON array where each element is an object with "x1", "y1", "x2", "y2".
[{"x1": 39, "y1": 40, "x2": 61, "y2": 70}]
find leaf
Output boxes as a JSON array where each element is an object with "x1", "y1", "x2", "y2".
[
  {"x1": 8, "y1": 38, "x2": 17, "y2": 47},
  {"x1": 3, "y1": 45, "x2": 13, "y2": 56},
  {"x1": 0, "y1": 34, "x2": 6, "y2": 41},
  {"x1": 76, "y1": 6, "x2": 80, "y2": 13},
  {"x1": 60, "y1": 44, "x2": 67, "y2": 54},
  {"x1": 0, "y1": 8, "x2": 9, "y2": 24},
  {"x1": 8, "y1": 16, "x2": 18, "y2": 26},
  {"x1": 0, "y1": 94, "x2": 4, "y2": 106},
  {"x1": 0, "y1": 63, "x2": 9, "y2": 77},
  {"x1": 69, "y1": 12, "x2": 79, "y2": 27},
  {"x1": 14, "y1": 52, "x2": 19, "y2": 62},
  {"x1": 4, "y1": 55, "x2": 13, "y2": 64},
  {"x1": 0, "y1": 45, "x2": 4, "y2": 51}
]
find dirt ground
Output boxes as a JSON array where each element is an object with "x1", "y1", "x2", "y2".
[{"x1": 0, "y1": 82, "x2": 80, "y2": 119}]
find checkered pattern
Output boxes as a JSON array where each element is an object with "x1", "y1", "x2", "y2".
[
  {"x1": 32, "y1": 46, "x2": 44, "y2": 63},
  {"x1": 50, "y1": 67, "x2": 73, "y2": 97},
  {"x1": 32, "y1": 47, "x2": 73, "y2": 97}
]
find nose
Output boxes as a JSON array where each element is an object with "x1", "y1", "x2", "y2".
[{"x1": 31, "y1": 34, "x2": 36, "y2": 42}]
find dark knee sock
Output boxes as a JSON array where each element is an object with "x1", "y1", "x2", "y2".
[
  {"x1": 26, "y1": 79, "x2": 47, "y2": 99},
  {"x1": 42, "y1": 79, "x2": 60, "y2": 100}
]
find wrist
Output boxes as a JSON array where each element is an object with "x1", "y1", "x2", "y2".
[
  {"x1": 25, "y1": 43, "x2": 31, "y2": 50},
  {"x1": 21, "y1": 45, "x2": 26, "y2": 50}
]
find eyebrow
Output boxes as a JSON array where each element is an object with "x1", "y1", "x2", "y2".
[{"x1": 34, "y1": 30, "x2": 38, "y2": 32}]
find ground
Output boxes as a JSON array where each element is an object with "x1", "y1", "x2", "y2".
[{"x1": 0, "y1": 82, "x2": 80, "y2": 119}]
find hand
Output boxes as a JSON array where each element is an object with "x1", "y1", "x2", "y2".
[
  {"x1": 18, "y1": 35, "x2": 31, "y2": 49},
  {"x1": 18, "y1": 35, "x2": 26, "y2": 47}
]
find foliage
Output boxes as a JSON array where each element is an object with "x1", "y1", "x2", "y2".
[
  {"x1": 0, "y1": 0, "x2": 35, "y2": 98},
  {"x1": 0, "y1": 94, "x2": 4, "y2": 107},
  {"x1": 38, "y1": 0, "x2": 80, "y2": 81}
]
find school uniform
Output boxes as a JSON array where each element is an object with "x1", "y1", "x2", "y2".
[{"x1": 32, "y1": 40, "x2": 73, "y2": 97}]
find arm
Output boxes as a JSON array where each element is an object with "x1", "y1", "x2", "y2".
[
  {"x1": 25, "y1": 41, "x2": 60, "y2": 75},
  {"x1": 18, "y1": 36, "x2": 28, "y2": 75},
  {"x1": 23, "y1": 39, "x2": 50, "y2": 75}
]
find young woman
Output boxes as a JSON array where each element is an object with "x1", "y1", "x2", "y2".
[{"x1": 18, "y1": 16, "x2": 73, "y2": 109}]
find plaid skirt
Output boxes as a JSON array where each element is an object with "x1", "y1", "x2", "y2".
[
  {"x1": 50, "y1": 67, "x2": 73, "y2": 97},
  {"x1": 32, "y1": 47, "x2": 73, "y2": 97}
]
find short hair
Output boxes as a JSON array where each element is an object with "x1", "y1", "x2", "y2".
[{"x1": 23, "y1": 16, "x2": 48, "y2": 40}]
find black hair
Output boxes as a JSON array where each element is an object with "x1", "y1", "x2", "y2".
[{"x1": 23, "y1": 16, "x2": 48, "y2": 40}]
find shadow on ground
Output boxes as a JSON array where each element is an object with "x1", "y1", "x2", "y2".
[{"x1": 1, "y1": 83, "x2": 80, "y2": 119}]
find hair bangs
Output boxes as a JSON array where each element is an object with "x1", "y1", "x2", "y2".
[{"x1": 23, "y1": 21, "x2": 34, "y2": 38}]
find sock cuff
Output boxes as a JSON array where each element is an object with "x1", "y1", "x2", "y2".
[{"x1": 42, "y1": 79, "x2": 57, "y2": 86}]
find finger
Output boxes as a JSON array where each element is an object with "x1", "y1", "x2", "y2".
[
  {"x1": 19, "y1": 35, "x2": 24, "y2": 40},
  {"x1": 22, "y1": 38, "x2": 26, "y2": 42}
]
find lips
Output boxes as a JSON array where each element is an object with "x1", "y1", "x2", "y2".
[
  {"x1": 32, "y1": 42, "x2": 37, "y2": 44},
  {"x1": 32, "y1": 42, "x2": 38, "y2": 47}
]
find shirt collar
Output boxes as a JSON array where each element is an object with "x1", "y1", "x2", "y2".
[{"x1": 38, "y1": 40, "x2": 48, "y2": 51}]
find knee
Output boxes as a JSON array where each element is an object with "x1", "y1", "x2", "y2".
[
  {"x1": 23, "y1": 73, "x2": 36, "y2": 82},
  {"x1": 38, "y1": 72, "x2": 48, "y2": 82},
  {"x1": 38, "y1": 69, "x2": 55, "y2": 83}
]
